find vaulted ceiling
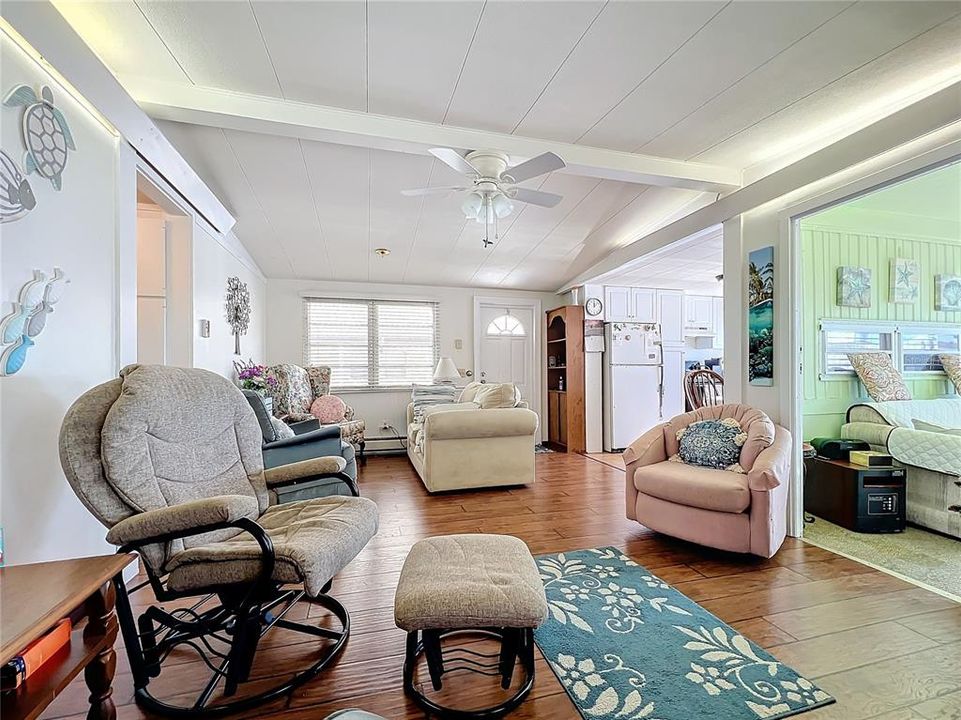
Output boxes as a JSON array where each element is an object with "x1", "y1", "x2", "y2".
[{"x1": 56, "y1": 1, "x2": 961, "y2": 290}]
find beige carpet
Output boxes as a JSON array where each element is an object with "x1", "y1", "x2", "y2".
[
  {"x1": 585, "y1": 453, "x2": 625, "y2": 471},
  {"x1": 804, "y1": 517, "x2": 961, "y2": 601}
]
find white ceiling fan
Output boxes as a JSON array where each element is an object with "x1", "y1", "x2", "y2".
[{"x1": 402, "y1": 148, "x2": 566, "y2": 247}]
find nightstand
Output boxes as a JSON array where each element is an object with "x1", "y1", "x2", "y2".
[{"x1": 804, "y1": 456, "x2": 906, "y2": 533}]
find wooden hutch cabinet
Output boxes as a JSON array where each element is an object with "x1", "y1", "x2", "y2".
[{"x1": 545, "y1": 305, "x2": 585, "y2": 453}]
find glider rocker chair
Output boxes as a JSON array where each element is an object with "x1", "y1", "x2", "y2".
[{"x1": 59, "y1": 365, "x2": 379, "y2": 717}]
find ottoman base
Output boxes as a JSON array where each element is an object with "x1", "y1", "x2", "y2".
[{"x1": 402, "y1": 627, "x2": 535, "y2": 719}]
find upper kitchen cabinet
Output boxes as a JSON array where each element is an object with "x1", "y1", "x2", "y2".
[
  {"x1": 656, "y1": 290, "x2": 685, "y2": 346},
  {"x1": 684, "y1": 295, "x2": 716, "y2": 335},
  {"x1": 604, "y1": 286, "x2": 656, "y2": 323}
]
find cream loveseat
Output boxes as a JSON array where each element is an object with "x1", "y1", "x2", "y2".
[{"x1": 406, "y1": 382, "x2": 539, "y2": 492}]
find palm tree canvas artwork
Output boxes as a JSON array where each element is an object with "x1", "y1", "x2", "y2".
[
  {"x1": 748, "y1": 246, "x2": 774, "y2": 386},
  {"x1": 837, "y1": 266, "x2": 872, "y2": 308}
]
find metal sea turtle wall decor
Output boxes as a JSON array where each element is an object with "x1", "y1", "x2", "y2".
[
  {"x1": 0, "y1": 149, "x2": 36, "y2": 222},
  {"x1": 3, "y1": 84, "x2": 76, "y2": 191},
  {"x1": 0, "y1": 268, "x2": 69, "y2": 376}
]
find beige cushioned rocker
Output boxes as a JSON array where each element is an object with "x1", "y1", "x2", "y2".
[{"x1": 59, "y1": 365, "x2": 378, "y2": 716}]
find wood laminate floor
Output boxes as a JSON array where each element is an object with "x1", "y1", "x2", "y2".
[{"x1": 42, "y1": 454, "x2": 961, "y2": 720}]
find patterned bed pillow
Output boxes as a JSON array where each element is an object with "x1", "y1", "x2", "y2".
[
  {"x1": 671, "y1": 418, "x2": 748, "y2": 472},
  {"x1": 269, "y1": 416, "x2": 295, "y2": 440},
  {"x1": 847, "y1": 352, "x2": 912, "y2": 401},
  {"x1": 941, "y1": 354, "x2": 961, "y2": 394}
]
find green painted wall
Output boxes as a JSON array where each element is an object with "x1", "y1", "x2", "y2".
[{"x1": 800, "y1": 217, "x2": 960, "y2": 441}]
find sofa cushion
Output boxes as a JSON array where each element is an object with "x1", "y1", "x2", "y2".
[
  {"x1": 676, "y1": 418, "x2": 747, "y2": 471},
  {"x1": 633, "y1": 462, "x2": 751, "y2": 514},
  {"x1": 473, "y1": 382, "x2": 520, "y2": 409},
  {"x1": 848, "y1": 352, "x2": 912, "y2": 401},
  {"x1": 311, "y1": 394, "x2": 346, "y2": 424}
]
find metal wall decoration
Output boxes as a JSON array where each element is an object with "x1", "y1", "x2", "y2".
[
  {"x1": 935, "y1": 274, "x2": 961, "y2": 312},
  {"x1": 837, "y1": 266, "x2": 872, "y2": 308},
  {"x1": 3, "y1": 84, "x2": 76, "y2": 191},
  {"x1": 890, "y1": 258, "x2": 920, "y2": 304},
  {"x1": 224, "y1": 276, "x2": 250, "y2": 355},
  {"x1": 0, "y1": 267, "x2": 69, "y2": 376},
  {"x1": 0, "y1": 149, "x2": 36, "y2": 222}
]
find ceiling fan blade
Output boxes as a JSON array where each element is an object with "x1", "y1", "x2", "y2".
[
  {"x1": 400, "y1": 186, "x2": 466, "y2": 197},
  {"x1": 428, "y1": 148, "x2": 479, "y2": 177},
  {"x1": 503, "y1": 151, "x2": 565, "y2": 183},
  {"x1": 510, "y1": 187, "x2": 563, "y2": 208}
]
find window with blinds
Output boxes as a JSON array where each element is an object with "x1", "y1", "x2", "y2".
[
  {"x1": 304, "y1": 298, "x2": 439, "y2": 390},
  {"x1": 820, "y1": 319, "x2": 960, "y2": 378}
]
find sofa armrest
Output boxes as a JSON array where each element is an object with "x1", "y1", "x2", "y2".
[
  {"x1": 106, "y1": 495, "x2": 259, "y2": 546},
  {"x1": 264, "y1": 455, "x2": 348, "y2": 487},
  {"x1": 423, "y1": 407, "x2": 538, "y2": 440},
  {"x1": 841, "y1": 421, "x2": 893, "y2": 449},
  {"x1": 748, "y1": 425, "x2": 792, "y2": 492},
  {"x1": 290, "y1": 417, "x2": 321, "y2": 434},
  {"x1": 622, "y1": 424, "x2": 668, "y2": 467},
  {"x1": 266, "y1": 424, "x2": 340, "y2": 450}
]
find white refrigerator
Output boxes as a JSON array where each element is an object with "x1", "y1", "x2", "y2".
[{"x1": 603, "y1": 322, "x2": 664, "y2": 452}]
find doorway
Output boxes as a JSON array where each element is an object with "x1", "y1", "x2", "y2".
[
  {"x1": 134, "y1": 171, "x2": 192, "y2": 367},
  {"x1": 473, "y1": 297, "x2": 540, "y2": 419}
]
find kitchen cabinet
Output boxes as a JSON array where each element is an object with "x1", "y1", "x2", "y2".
[
  {"x1": 656, "y1": 290, "x2": 684, "y2": 346},
  {"x1": 684, "y1": 295, "x2": 716, "y2": 334},
  {"x1": 712, "y1": 297, "x2": 724, "y2": 348},
  {"x1": 604, "y1": 286, "x2": 631, "y2": 322},
  {"x1": 604, "y1": 286, "x2": 656, "y2": 322}
]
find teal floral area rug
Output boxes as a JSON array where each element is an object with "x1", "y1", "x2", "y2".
[{"x1": 534, "y1": 548, "x2": 835, "y2": 720}]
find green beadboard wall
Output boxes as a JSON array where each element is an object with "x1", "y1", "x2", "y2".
[{"x1": 800, "y1": 223, "x2": 960, "y2": 440}]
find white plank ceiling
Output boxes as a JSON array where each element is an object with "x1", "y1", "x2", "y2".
[{"x1": 56, "y1": 0, "x2": 961, "y2": 290}]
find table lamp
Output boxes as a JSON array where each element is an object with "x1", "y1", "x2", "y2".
[{"x1": 433, "y1": 357, "x2": 460, "y2": 384}]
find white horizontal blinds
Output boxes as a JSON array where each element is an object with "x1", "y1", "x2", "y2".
[
  {"x1": 304, "y1": 299, "x2": 371, "y2": 388},
  {"x1": 901, "y1": 328, "x2": 960, "y2": 373},
  {"x1": 822, "y1": 327, "x2": 892, "y2": 375},
  {"x1": 375, "y1": 302, "x2": 438, "y2": 387},
  {"x1": 303, "y1": 297, "x2": 439, "y2": 390}
]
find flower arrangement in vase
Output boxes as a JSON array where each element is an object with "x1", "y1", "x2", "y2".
[{"x1": 236, "y1": 363, "x2": 276, "y2": 396}]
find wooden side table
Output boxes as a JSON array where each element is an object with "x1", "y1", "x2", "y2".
[{"x1": 1, "y1": 554, "x2": 136, "y2": 720}]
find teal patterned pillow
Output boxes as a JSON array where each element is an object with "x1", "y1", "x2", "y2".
[{"x1": 672, "y1": 418, "x2": 748, "y2": 472}]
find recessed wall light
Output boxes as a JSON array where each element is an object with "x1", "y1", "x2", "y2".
[{"x1": 374, "y1": 248, "x2": 391, "y2": 257}]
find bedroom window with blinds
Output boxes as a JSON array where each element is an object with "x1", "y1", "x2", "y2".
[
  {"x1": 304, "y1": 298, "x2": 439, "y2": 390},
  {"x1": 820, "y1": 319, "x2": 960, "y2": 378}
]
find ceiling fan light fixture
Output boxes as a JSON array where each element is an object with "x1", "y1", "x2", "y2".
[
  {"x1": 491, "y1": 192, "x2": 513, "y2": 219},
  {"x1": 461, "y1": 191, "x2": 483, "y2": 220}
]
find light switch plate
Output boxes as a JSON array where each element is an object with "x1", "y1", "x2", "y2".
[{"x1": 454, "y1": 338, "x2": 463, "y2": 350}]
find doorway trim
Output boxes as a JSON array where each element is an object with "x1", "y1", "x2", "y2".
[
  {"x1": 779, "y1": 141, "x2": 961, "y2": 538},
  {"x1": 473, "y1": 296, "x2": 543, "y2": 439}
]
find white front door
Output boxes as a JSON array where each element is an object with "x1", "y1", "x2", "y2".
[{"x1": 474, "y1": 300, "x2": 538, "y2": 413}]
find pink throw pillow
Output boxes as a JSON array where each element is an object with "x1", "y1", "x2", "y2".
[{"x1": 310, "y1": 395, "x2": 346, "y2": 424}]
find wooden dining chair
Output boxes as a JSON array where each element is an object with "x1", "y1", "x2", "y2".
[{"x1": 684, "y1": 369, "x2": 724, "y2": 410}]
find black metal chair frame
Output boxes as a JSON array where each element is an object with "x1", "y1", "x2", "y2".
[
  {"x1": 402, "y1": 626, "x2": 536, "y2": 719},
  {"x1": 114, "y1": 473, "x2": 360, "y2": 718}
]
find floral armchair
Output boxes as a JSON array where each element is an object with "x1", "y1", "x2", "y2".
[{"x1": 267, "y1": 364, "x2": 366, "y2": 461}]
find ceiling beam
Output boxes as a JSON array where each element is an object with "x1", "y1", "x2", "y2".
[{"x1": 127, "y1": 78, "x2": 742, "y2": 193}]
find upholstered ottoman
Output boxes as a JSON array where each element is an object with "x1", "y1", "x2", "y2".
[{"x1": 394, "y1": 534, "x2": 547, "y2": 718}]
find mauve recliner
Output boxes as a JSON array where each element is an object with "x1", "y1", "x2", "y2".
[{"x1": 623, "y1": 404, "x2": 792, "y2": 558}]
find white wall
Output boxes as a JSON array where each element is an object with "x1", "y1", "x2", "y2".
[
  {"x1": 267, "y1": 279, "x2": 560, "y2": 442},
  {"x1": 0, "y1": 28, "x2": 267, "y2": 566},
  {"x1": 192, "y1": 222, "x2": 266, "y2": 378},
  {"x1": 0, "y1": 32, "x2": 125, "y2": 565}
]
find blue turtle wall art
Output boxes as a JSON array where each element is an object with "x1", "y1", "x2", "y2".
[{"x1": 3, "y1": 84, "x2": 76, "y2": 191}]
